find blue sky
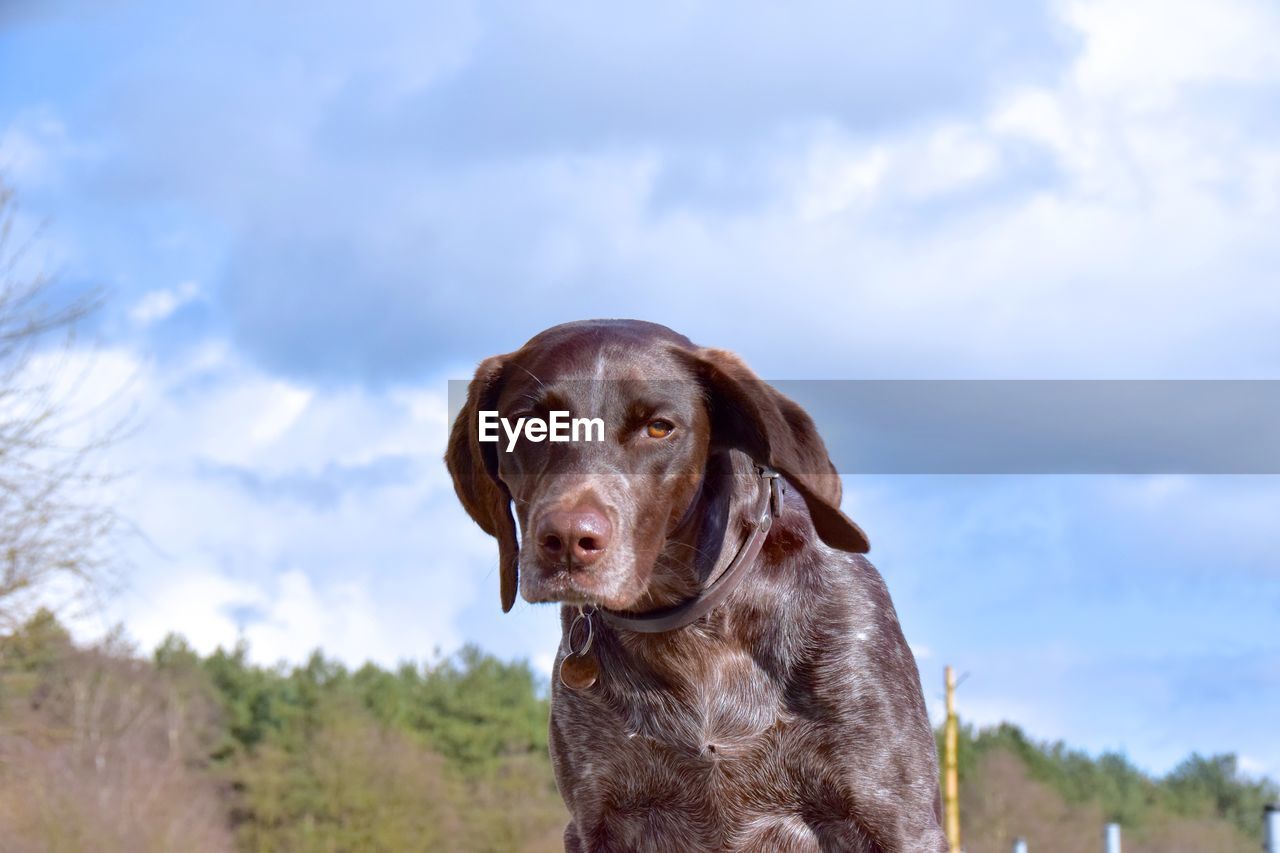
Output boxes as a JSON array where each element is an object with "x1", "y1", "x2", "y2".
[{"x1": 3, "y1": 0, "x2": 1279, "y2": 782}]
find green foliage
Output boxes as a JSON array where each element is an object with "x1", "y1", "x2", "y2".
[
  {"x1": 402, "y1": 644, "x2": 550, "y2": 768},
  {"x1": 944, "y1": 719, "x2": 1279, "y2": 841},
  {"x1": 1165, "y1": 753, "x2": 1279, "y2": 838},
  {"x1": 187, "y1": 634, "x2": 561, "y2": 849},
  {"x1": 0, "y1": 607, "x2": 73, "y2": 672},
  {"x1": 197, "y1": 640, "x2": 549, "y2": 770},
  {"x1": 10, "y1": 611, "x2": 1277, "y2": 851},
  {"x1": 202, "y1": 641, "x2": 303, "y2": 757},
  {"x1": 3, "y1": 612, "x2": 564, "y2": 850},
  {"x1": 231, "y1": 711, "x2": 459, "y2": 852},
  {"x1": 0, "y1": 607, "x2": 77, "y2": 704}
]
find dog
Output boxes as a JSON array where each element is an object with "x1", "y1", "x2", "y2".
[{"x1": 446, "y1": 320, "x2": 946, "y2": 852}]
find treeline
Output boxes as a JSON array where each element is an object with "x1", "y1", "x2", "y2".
[
  {"x1": 0, "y1": 609, "x2": 565, "y2": 852},
  {"x1": 1, "y1": 610, "x2": 1275, "y2": 852},
  {"x1": 948, "y1": 721, "x2": 1278, "y2": 851}
]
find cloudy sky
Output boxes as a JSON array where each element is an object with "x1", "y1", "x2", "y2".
[{"x1": 3, "y1": 0, "x2": 1279, "y2": 781}]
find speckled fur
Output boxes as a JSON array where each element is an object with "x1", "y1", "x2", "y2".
[
  {"x1": 446, "y1": 321, "x2": 947, "y2": 852},
  {"x1": 550, "y1": 460, "x2": 944, "y2": 852}
]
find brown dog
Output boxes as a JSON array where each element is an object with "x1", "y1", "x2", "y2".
[{"x1": 447, "y1": 320, "x2": 945, "y2": 852}]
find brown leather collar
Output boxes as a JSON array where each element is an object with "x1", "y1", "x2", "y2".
[{"x1": 595, "y1": 465, "x2": 783, "y2": 634}]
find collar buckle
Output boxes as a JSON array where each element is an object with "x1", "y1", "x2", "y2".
[{"x1": 758, "y1": 466, "x2": 784, "y2": 517}]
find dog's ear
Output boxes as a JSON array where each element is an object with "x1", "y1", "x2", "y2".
[
  {"x1": 676, "y1": 347, "x2": 869, "y2": 553},
  {"x1": 446, "y1": 354, "x2": 521, "y2": 612}
]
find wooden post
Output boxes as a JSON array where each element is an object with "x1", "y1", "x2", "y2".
[{"x1": 945, "y1": 665, "x2": 960, "y2": 853}]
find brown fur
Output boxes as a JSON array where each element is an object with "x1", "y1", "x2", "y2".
[{"x1": 447, "y1": 320, "x2": 945, "y2": 852}]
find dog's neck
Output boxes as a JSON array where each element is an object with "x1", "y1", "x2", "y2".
[
  {"x1": 642, "y1": 449, "x2": 764, "y2": 610},
  {"x1": 587, "y1": 455, "x2": 821, "y2": 701}
]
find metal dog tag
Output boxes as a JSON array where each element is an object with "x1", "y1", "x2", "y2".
[
  {"x1": 560, "y1": 607, "x2": 599, "y2": 690},
  {"x1": 559, "y1": 652, "x2": 599, "y2": 690}
]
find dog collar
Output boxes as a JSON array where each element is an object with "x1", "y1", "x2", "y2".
[{"x1": 594, "y1": 465, "x2": 784, "y2": 634}]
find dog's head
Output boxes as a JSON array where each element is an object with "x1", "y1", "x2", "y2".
[{"x1": 445, "y1": 319, "x2": 868, "y2": 612}]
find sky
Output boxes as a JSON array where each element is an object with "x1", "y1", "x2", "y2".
[{"x1": 2, "y1": 0, "x2": 1279, "y2": 782}]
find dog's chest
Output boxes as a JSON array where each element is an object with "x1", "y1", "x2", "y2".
[
  {"x1": 626, "y1": 644, "x2": 782, "y2": 754},
  {"x1": 552, "y1": 644, "x2": 856, "y2": 849}
]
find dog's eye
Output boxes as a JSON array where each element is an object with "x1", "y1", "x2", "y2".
[{"x1": 645, "y1": 419, "x2": 675, "y2": 439}]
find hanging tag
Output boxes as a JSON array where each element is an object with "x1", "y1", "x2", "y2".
[
  {"x1": 559, "y1": 652, "x2": 599, "y2": 690},
  {"x1": 559, "y1": 607, "x2": 599, "y2": 691}
]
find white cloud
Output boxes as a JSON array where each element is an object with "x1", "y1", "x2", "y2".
[
  {"x1": 19, "y1": 341, "x2": 487, "y2": 668},
  {"x1": 0, "y1": 109, "x2": 74, "y2": 186},
  {"x1": 126, "y1": 569, "x2": 260, "y2": 654},
  {"x1": 718, "y1": 0, "x2": 1280, "y2": 379},
  {"x1": 123, "y1": 565, "x2": 458, "y2": 667},
  {"x1": 128, "y1": 280, "x2": 201, "y2": 326},
  {"x1": 1237, "y1": 754, "x2": 1274, "y2": 779},
  {"x1": 247, "y1": 382, "x2": 313, "y2": 445},
  {"x1": 1067, "y1": 0, "x2": 1280, "y2": 101},
  {"x1": 238, "y1": 569, "x2": 385, "y2": 666}
]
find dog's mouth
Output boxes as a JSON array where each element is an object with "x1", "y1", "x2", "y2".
[
  {"x1": 522, "y1": 568, "x2": 593, "y2": 605},
  {"x1": 520, "y1": 555, "x2": 642, "y2": 611}
]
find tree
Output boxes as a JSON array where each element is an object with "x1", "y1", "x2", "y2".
[
  {"x1": 0, "y1": 179, "x2": 119, "y2": 629},
  {"x1": 1166, "y1": 753, "x2": 1280, "y2": 837}
]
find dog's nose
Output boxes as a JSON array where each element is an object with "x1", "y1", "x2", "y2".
[{"x1": 536, "y1": 506, "x2": 612, "y2": 568}]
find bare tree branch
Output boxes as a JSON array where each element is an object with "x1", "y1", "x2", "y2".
[{"x1": 0, "y1": 178, "x2": 124, "y2": 629}]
